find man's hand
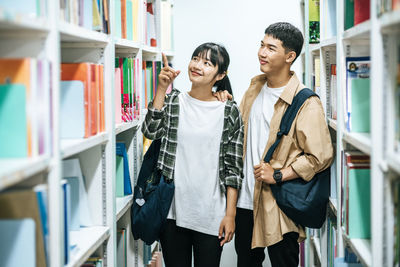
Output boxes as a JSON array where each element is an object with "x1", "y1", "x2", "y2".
[
  {"x1": 218, "y1": 215, "x2": 235, "y2": 246},
  {"x1": 158, "y1": 53, "x2": 180, "y2": 92},
  {"x1": 254, "y1": 162, "x2": 275, "y2": 184},
  {"x1": 213, "y1": 90, "x2": 233, "y2": 102}
]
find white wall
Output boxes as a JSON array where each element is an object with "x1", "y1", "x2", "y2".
[
  {"x1": 171, "y1": 1, "x2": 304, "y2": 266},
  {"x1": 171, "y1": 0, "x2": 304, "y2": 104}
]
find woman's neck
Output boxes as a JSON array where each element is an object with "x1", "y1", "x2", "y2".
[{"x1": 189, "y1": 84, "x2": 216, "y2": 101}]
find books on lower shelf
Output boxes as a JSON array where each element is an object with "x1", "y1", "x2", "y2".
[
  {"x1": 142, "y1": 60, "x2": 161, "y2": 108},
  {"x1": 115, "y1": 57, "x2": 140, "y2": 124},
  {"x1": 345, "y1": 57, "x2": 371, "y2": 133},
  {"x1": 330, "y1": 64, "x2": 337, "y2": 120},
  {"x1": 61, "y1": 63, "x2": 105, "y2": 139},
  {"x1": 117, "y1": 228, "x2": 127, "y2": 267},
  {"x1": 341, "y1": 151, "x2": 371, "y2": 239},
  {"x1": 395, "y1": 44, "x2": 400, "y2": 153},
  {"x1": 81, "y1": 257, "x2": 104, "y2": 267},
  {"x1": 0, "y1": 58, "x2": 52, "y2": 158},
  {"x1": 116, "y1": 142, "x2": 133, "y2": 198},
  {"x1": 334, "y1": 247, "x2": 363, "y2": 266},
  {"x1": 327, "y1": 216, "x2": 337, "y2": 267},
  {"x1": 60, "y1": 0, "x2": 110, "y2": 34}
]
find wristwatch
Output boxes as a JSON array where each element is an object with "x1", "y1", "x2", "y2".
[{"x1": 273, "y1": 170, "x2": 283, "y2": 185}]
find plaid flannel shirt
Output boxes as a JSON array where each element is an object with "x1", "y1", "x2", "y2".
[{"x1": 141, "y1": 89, "x2": 244, "y2": 193}]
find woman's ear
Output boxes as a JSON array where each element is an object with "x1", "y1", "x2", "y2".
[
  {"x1": 286, "y1": 51, "x2": 296, "y2": 64},
  {"x1": 216, "y1": 72, "x2": 226, "y2": 82}
]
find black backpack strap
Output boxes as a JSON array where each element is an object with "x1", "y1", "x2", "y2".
[{"x1": 264, "y1": 88, "x2": 317, "y2": 163}]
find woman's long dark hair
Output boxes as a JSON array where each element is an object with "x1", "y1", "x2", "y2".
[{"x1": 191, "y1": 42, "x2": 233, "y2": 96}]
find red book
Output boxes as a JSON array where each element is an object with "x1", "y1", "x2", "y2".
[
  {"x1": 90, "y1": 64, "x2": 99, "y2": 136},
  {"x1": 354, "y1": 0, "x2": 370, "y2": 25}
]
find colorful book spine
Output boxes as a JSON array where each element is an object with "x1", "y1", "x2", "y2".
[{"x1": 309, "y1": 0, "x2": 320, "y2": 43}]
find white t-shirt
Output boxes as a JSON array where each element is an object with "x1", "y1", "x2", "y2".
[
  {"x1": 167, "y1": 92, "x2": 226, "y2": 236},
  {"x1": 236, "y1": 82, "x2": 286, "y2": 210}
]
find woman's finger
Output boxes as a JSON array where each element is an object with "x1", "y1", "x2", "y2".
[{"x1": 162, "y1": 53, "x2": 169, "y2": 67}]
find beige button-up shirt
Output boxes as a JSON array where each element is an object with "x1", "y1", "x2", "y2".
[{"x1": 239, "y1": 72, "x2": 334, "y2": 248}]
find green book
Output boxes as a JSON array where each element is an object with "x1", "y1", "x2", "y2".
[
  {"x1": 116, "y1": 155, "x2": 124, "y2": 197},
  {"x1": 345, "y1": 0, "x2": 355, "y2": 30},
  {"x1": 348, "y1": 167, "x2": 371, "y2": 239},
  {"x1": 115, "y1": 0, "x2": 122, "y2": 38},
  {"x1": 350, "y1": 78, "x2": 370, "y2": 132},
  {"x1": 0, "y1": 84, "x2": 27, "y2": 158},
  {"x1": 309, "y1": 0, "x2": 320, "y2": 43}
]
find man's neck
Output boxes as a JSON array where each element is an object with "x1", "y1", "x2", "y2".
[{"x1": 266, "y1": 70, "x2": 292, "y2": 88}]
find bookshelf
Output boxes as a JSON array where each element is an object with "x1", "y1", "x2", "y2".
[
  {"x1": 302, "y1": 0, "x2": 400, "y2": 266},
  {"x1": 0, "y1": 0, "x2": 174, "y2": 267}
]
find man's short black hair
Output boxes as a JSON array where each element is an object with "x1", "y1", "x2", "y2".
[{"x1": 265, "y1": 22, "x2": 304, "y2": 63}]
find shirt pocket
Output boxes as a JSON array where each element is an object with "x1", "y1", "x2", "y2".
[{"x1": 272, "y1": 134, "x2": 295, "y2": 162}]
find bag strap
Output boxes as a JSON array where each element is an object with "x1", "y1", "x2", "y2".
[{"x1": 264, "y1": 88, "x2": 317, "y2": 163}]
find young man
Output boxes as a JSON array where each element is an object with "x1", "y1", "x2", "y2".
[{"x1": 216, "y1": 22, "x2": 333, "y2": 267}]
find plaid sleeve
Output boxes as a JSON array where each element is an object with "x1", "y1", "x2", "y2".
[
  {"x1": 224, "y1": 103, "x2": 244, "y2": 189},
  {"x1": 141, "y1": 101, "x2": 167, "y2": 140}
]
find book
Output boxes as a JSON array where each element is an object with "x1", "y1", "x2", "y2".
[
  {"x1": 354, "y1": 0, "x2": 370, "y2": 25},
  {"x1": 345, "y1": 57, "x2": 370, "y2": 132},
  {"x1": 0, "y1": 190, "x2": 46, "y2": 267},
  {"x1": 309, "y1": 0, "x2": 320, "y2": 43},
  {"x1": 330, "y1": 64, "x2": 337, "y2": 120},
  {"x1": 116, "y1": 142, "x2": 132, "y2": 197},
  {"x1": 345, "y1": 0, "x2": 355, "y2": 30},
  {"x1": 60, "y1": 81, "x2": 85, "y2": 138},
  {"x1": 350, "y1": 78, "x2": 370, "y2": 132},
  {"x1": 0, "y1": 219, "x2": 36, "y2": 267},
  {"x1": 117, "y1": 229, "x2": 127, "y2": 267},
  {"x1": 395, "y1": 44, "x2": 400, "y2": 152},
  {"x1": 114, "y1": 0, "x2": 122, "y2": 38}
]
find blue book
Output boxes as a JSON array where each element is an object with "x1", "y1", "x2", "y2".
[
  {"x1": 0, "y1": 219, "x2": 36, "y2": 267},
  {"x1": 0, "y1": 84, "x2": 27, "y2": 158},
  {"x1": 60, "y1": 81, "x2": 85, "y2": 139},
  {"x1": 334, "y1": 258, "x2": 362, "y2": 266},
  {"x1": 34, "y1": 184, "x2": 49, "y2": 265},
  {"x1": 0, "y1": 0, "x2": 38, "y2": 18},
  {"x1": 115, "y1": 0, "x2": 122, "y2": 38},
  {"x1": 116, "y1": 142, "x2": 132, "y2": 196},
  {"x1": 83, "y1": 0, "x2": 93, "y2": 30},
  {"x1": 62, "y1": 180, "x2": 71, "y2": 265},
  {"x1": 65, "y1": 177, "x2": 80, "y2": 230}
]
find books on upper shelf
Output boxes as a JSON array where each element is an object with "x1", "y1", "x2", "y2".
[
  {"x1": 116, "y1": 142, "x2": 132, "y2": 198},
  {"x1": 321, "y1": 0, "x2": 337, "y2": 39},
  {"x1": 312, "y1": 57, "x2": 321, "y2": 96},
  {"x1": 345, "y1": 57, "x2": 371, "y2": 133},
  {"x1": 377, "y1": 0, "x2": 400, "y2": 15},
  {"x1": 161, "y1": 0, "x2": 173, "y2": 52},
  {"x1": 115, "y1": 0, "x2": 139, "y2": 41},
  {"x1": 115, "y1": 57, "x2": 140, "y2": 124},
  {"x1": 60, "y1": 0, "x2": 110, "y2": 34},
  {"x1": 142, "y1": 60, "x2": 161, "y2": 109},
  {"x1": 340, "y1": 151, "x2": 370, "y2": 239},
  {"x1": 145, "y1": 0, "x2": 157, "y2": 47},
  {"x1": 345, "y1": 0, "x2": 370, "y2": 29},
  {"x1": 61, "y1": 63, "x2": 105, "y2": 139},
  {"x1": 0, "y1": 58, "x2": 52, "y2": 158},
  {"x1": 0, "y1": 0, "x2": 46, "y2": 20},
  {"x1": 309, "y1": 0, "x2": 320, "y2": 43},
  {"x1": 345, "y1": 0, "x2": 355, "y2": 30}
]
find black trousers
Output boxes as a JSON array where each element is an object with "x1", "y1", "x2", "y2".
[
  {"x1": 267, "y1": 232, "x2": 300, "y2": 267},
  {"x1": 234, "y1": 208, "x2": 265, "y2": 267},
  {"x1": 159, "y1": 219, "x2": 223, "y2": 267}
]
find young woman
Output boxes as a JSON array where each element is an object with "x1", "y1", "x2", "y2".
[{"x1": 142, "y1": 42, "x2": 244, "y2": 267}]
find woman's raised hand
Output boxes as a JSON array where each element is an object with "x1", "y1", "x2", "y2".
[{"x1": 158, "y1": 53, "x2": 180, "y2": 92}]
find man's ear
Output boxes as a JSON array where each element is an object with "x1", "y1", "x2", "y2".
[{"x1": 286, "y1": 51, "x2": 297, "y2": 64}]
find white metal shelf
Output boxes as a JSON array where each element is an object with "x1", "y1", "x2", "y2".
[
  {"x1": 116, "y1": 195, "x2": 133, "y2": 221},
  {"x1": 115, "y1": 38, "x2": 141, "y2": 49},
  {"x1": 0, "y1": 13, "x2": 49, "y2": 33},
  {"x1": 387, "y1": 153, "x2": 400, "y2": 175},
  {"x1": 342, "y1": 20, "x2": 371, "y2": 40},
  {"x1": 0, "y1": 156, "x2": 50, "y2": 190},
  {"x1": 342, "y1": 234, "x2": 372, "y2": 267},
  {"x1": 61, "y1": 132, "x2": 109, "y2": 159},
  {"x1": 142, "y1": 45, "x2": 160, "y2": 54},
  {"x1": 320, "y1": 37, "x2": 337, "y2": 48},
  {"x1": 66, "y1": 226, "x2": 110, "y2": 267},
  {"x1": 328, "y1": 118, "x2": 337, "y2": 131},
  {"x1": 59, "y1": 21, "x2": 109, "y2": 44},
  {"x1": 343, "y1": 131, "x2": 371, "y2": 155},
  {"x1": 115, "y1": 120, "x2": 141, "y2": 135},
  {"x1": 379, "y1": 10, "x2": 400, "y2": 30},
  {"x1": 310, "y1": 43, "x2": 320, "y2": 53},
  {"x1": 164, "y1": 50, "x2": 175, "y2": 57}
]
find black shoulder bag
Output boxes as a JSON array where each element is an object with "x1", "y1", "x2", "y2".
[
  {"x1": 264, "y1": 88, "x2": 330, "y2": 229},
  {"x1": 131, "y1": 138, "x2": 175, "y2": 245}
]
